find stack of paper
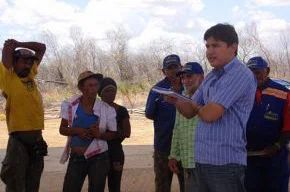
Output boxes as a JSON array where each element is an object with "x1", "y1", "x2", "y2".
[{"x1": 152, "y1": 86, "x2": 193, "y2": 103}]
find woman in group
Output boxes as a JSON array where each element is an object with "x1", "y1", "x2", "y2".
[
  {"x1": 98, "y1": 77, "x2": 131, "y2": 192},
  {"x1": 59, "y1": 71, "x2": 117, "y2": 192}
]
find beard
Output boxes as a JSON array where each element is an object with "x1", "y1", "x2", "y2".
[{"x1": 17, "y1": 69, "x2": 30, "y2": 78}]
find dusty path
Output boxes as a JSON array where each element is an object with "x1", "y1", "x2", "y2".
[{"x1": 0, "y1": 117, "x2": 181, "y2": 192}]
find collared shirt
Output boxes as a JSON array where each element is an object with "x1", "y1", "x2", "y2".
[
  {"x1": 192, "y1": 57, "x2": 256, "y2": 165},
  {"x1": 59, "y1": 96, "x2": 117, "y2": 163},
  {"x1": 145, "y1": 78, "x2": 183, "y2": 153},
  {"x1": 0, "y1": 62, "x2": 44, "y2": 133},
  {"x1": 247, "y1": 79, "x2": 290, "y2": 151},
  {"x1": 170, "y1": 91, "x2": 197, "y2": 168}
]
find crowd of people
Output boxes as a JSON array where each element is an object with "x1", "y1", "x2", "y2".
[{"x1": 0, "y1": 23, "x2": 289, "y2": 192}]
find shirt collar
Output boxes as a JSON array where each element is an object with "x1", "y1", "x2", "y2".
[{"x1": 212, "y1": 57, "x2": 238, "y2": 78}]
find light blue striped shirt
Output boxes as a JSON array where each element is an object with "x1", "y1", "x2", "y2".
[{"x1": 192, "y1": 57, "x2": 256, "y2": 165}]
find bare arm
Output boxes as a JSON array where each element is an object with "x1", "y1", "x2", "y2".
[
  {"x1": 1, "y1": 39, "x2": 46, "y2": 69},
  {"x1": 59, "y1": 118, "x2": 91, "y2": 138},
  {"x1": 90, "y1": 123, "x2": 117, "y2": 140},
  {"x1": 99, "y1": 131, "x2": 117, "y2": 140},
  {"x1": 166, "y1": 95, "x2": 225, "y2": 122},
  {"x1": 121, "y1": 117, "x2": 131, "y2": 138},
  {"x1": 175, "y1": 99, "x2": 199, "y2": 119},
  {"x1": 197, "y1": 102, "x2": 225, "y2": 123},
  {"x1": 2, "y1": 39, "x2": 17, "y2": 69},
  {"x1": 16, "y1": 41, "x2": 46, "y2": 64}
]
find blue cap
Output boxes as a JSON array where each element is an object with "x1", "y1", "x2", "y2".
[
  {"x1": 176, "y1": 62, "x2": 204, "y2": 76},
  {"x1": 247, "y1": 56, "x2": 268, "y2": 70},
  {"x1": 163, "y1": 54, "x2": 181, "y2": 69}
]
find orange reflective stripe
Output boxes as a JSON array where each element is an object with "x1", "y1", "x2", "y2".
[{"x1": 262, "y1": 88, "x2": 287, "y2": 100}]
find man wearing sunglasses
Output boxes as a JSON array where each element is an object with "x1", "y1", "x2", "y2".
[{"x1": 0, "y1": 39, "x2": 47, "y2": 192}]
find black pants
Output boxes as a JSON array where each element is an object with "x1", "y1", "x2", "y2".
[
  {"x1": 63, "y1": 152, "x2": 109, "y2": 192},
  {"x1": 154, "y1": 151, "x2": 184, "y2": 192},
  {"x1": 0, "y1": 134, "x2": 44, "y2": 192},
  {"x1": 107, "y1": 144, "x2": 125, "y2": 192}
]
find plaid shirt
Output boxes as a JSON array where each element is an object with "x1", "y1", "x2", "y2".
[{"x1": 169, "y1": 91, "x2": 197, "y2": 168}]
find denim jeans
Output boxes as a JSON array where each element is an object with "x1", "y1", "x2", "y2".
[
  {"x1": 153, "y1": 151, "x2": 184, "y2": 192},
  {"x1": 195, "y1": 163, "x2": 246, "y2": 192},
  {"x1": 63, "y1": 152, "x2": 109, "y2": 192},
  {"x1": 184, "y1": 168, "x2": 198, "y2": 192}
]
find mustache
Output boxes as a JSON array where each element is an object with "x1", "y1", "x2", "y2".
[
  {"x1": 17, "y1": 68, "x2": 31, "y2": 77},
  {"x1": 22, "y1": 68, "x2": 30, "y2": 73}
]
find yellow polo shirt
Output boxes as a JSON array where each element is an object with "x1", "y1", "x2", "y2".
[{"x1": 0, "y1": 62, "x2": 44, "y2": 133}]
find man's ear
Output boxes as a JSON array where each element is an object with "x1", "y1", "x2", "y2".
[
  {"x1": 231, "y1": 43, "x2": 238, "y2": 55},
  {"x1": 162, "y1": 68, "x2": 166, "y2": 76},
  {"x1": 266, "y1": 67, "x2": 270, "y2": 76},
  {"x1": 77, "y1": 84, "x2": 82, "y2": 91}
]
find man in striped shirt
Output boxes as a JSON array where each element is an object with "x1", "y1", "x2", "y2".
[
  {"x1": 168, "y1": 62, "x2": 204, "y2": 192},
  {"x1": 168, "y1": 23, "x2": 256, "y2": 192}
]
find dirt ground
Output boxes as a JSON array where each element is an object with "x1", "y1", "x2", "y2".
[
  {"x1": 0, "y1": 115, "x2": 290, "y2": 191},
  {"x1": 0, "y1": 116, "x2": 181, "y2": 192}
]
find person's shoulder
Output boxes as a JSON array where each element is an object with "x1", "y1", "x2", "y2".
[
  {"x1": 118, "y1": 104, "x2": 127, "y2": 110},
  {"x1": 232, "y1": 60, "x2": 255, "y2": 80},
  {"x1": 118, "y1": 105, "x2": 129, "y2": 113},
  {"x1": 62, "y1": 95, "x2": 81, "y2": 105},
  {"x1": 60, "y1": 99, "x2": 71, "y2": 109},
  {"x1": 268, "y1": 79, "x2": 289, "y2": 92},
  {"x1": 0, "y1": 61, "x2": 11, "y2": 73},
  {"x1": 94, "y1": 98, "x2": 110, "y2": 107},
  {"x1": 155, "y1": 78, "x2": 169, "y2": 88}
]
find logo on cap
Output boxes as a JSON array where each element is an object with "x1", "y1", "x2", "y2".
[
  {"x1": 176, "y1": 62, "x2": 204, "y2": 76},
  {"x1": 163, "y1": 54, "x2": 181, "y2": 69},
  {"x1": 247, "y1": 56, "x2": 268, "y2": 69}
]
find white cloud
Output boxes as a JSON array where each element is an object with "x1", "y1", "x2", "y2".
[
  {"x1": 0, "y1": 0, "x2": 8, "y2": 10},
  {"x1": 0, "y1": 0, "x2": 79, "y2": 25},
  {"x1": 235, "y1": 21, "x2": 247, "y2": 30},
  {"x1": 153, "y1": 6, "x2": 177, "y2": 16},
  {"x1": 258, "y1": 19, "x2": 290, "y2": 32},
  {"x1": 186, "y1": 18, "x2": 214, "y2": 30},
  {"x1": 250, "y1": 0, "x2": 290, "y2": 7},
  {"x1": 248, "y1": 10, "x2": 275, "y2": 21},
  {"x1": 0, "y1": 0, "x2": 208, "y2": 50}
]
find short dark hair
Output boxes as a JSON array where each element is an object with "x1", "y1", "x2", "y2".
[{"x1": 204, "y1": 23, "x2": 239, "y2": 46}]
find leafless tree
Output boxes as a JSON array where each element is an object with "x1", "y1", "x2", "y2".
[{"x1": 106, "y1": 26, "x2": 133, "y2": 81}]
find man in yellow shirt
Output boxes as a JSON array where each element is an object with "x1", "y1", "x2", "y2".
[{"x1": 0, "y1": 39, "x2": 47, "y2": 192}]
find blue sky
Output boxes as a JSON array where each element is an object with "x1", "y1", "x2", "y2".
[{"x1": 0, "y1": 0, "x2": 290, "y2": 50}]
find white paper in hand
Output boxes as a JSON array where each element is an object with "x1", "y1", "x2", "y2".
[{"x1": 152, "y1": 86, "x2": 193, "y2": 102}]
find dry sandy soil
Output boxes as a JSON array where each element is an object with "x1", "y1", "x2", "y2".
[
  {"x1": 0, "y1": 112, "x2": 289, "y2": 192},
  {"x1": 0, "y1": 115, "x2": 181, "y2": 192}
]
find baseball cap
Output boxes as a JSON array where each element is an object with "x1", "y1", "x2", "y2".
[
  {"x1": 247, "y1": 56, "x2": 268, "y2": 70},
  {"x1": 77, "y1": 71, "x2": 103, "y2": 85},
  {"x1": 163, "y1": 54, "x2": 181, "y2": 69},
  {"x1": 13, "y1": 48, "x2": 38, "y2": 60},
  {"x1": 176, "y1": 62, "x2": 204, "y2": 76}
]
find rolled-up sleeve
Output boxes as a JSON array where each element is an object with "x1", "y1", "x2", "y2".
[{"x1": 60, "y1": 100, "x2": 69, "y2": 120}]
